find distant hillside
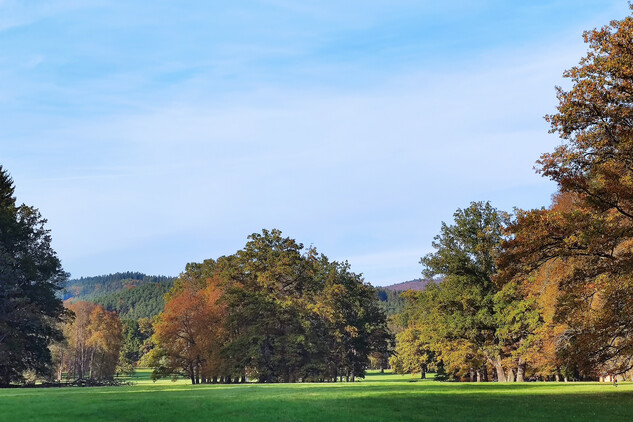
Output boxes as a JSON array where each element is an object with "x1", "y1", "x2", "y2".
[
  {"x1": 381, "y1": 279, "x2": 433, "y2": 292},
  {"x1": 64, "y1": 272, "x2": 175, "y2": 300},
  {"x1": 375, "y1": 279, "x2": 436, "y2": 316},
  {"x1": 376, "y1": 287, "x2": 406, "y2": 316},
  {"x1": 64, "y1": 272, "x2": 176, "y2": 319},
  {"x1": 91, "y1": 280, "x2": 174, "y2": 320}
]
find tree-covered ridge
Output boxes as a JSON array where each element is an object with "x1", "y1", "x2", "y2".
[
  {"x1": 376, "y1": 280, "x2": 437, "y2": 317},
  {"x1": 382, "y1": 279, "x2": 432, "y2": 291},
  {"x1": 91, "y1": 280, "x2": 175, "y2": 320},
  {"x1": 376, "y1": 288, "x2": 406, "y2": 316},
  {"x1": 64, "y1": 272, "x2": 175, "y2": 300}
]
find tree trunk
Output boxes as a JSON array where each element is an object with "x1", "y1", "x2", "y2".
[
  {"x1": 491, "y1": 357, "x2": 506, "y2": 382},
  {"x1": 58, "y1": 349, "x2": 64, "y2": 381},
  {"x1": 506, "y1": 367, "x2": 515, "y2": 382},
  {"x1": 89, "y1": 348, "x2": 96, "y2": 379},
  {"x1": 516, "y1": 360, "x2": 526, "y2": 383}
]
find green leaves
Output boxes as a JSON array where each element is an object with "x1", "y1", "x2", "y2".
[
  {"x1": 152, "y1": 229, "x2": 391, "y2": 384},
  {"x1": 395, "y1": 202, "x2": 510, "y2": 380}
]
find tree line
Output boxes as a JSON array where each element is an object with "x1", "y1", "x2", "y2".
[
  {"x1": 63, "y1": 272, "x2": 175, "y2": 301},
  {"x1": 0, "y1": 168, "x2": 389, "y2": 385},
  {"x1": 391, "y1": 10, "x2": 633, "y2": 382},
  {"x1": 3, "y1": 8, "x2": 633, "y2": 387}
]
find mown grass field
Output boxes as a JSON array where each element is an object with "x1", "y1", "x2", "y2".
[{"x1": 1, "y1": 369, "x2": 632, "y2": 421}]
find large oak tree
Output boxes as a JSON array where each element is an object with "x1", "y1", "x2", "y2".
[{"x1": 500, "y1": 9, "x2": 633, "y2": 378}]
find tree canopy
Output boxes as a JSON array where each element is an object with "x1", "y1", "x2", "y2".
[
  {"x1": 499, "y1": 10, "x2": 633, "y2": 379},
  {"x1": 149, "y1": 229, "x2": 392, "y2": 384}
]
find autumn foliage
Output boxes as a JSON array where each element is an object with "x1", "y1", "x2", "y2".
[
  {"x1": 148, "y1": 229, "x2": 391, "y2": 384},
  {"x1": 501, "y1": 10, "x2": 633, "y2": 379},
  {"x1": 54, "y1": 301, "x2": 123, "y2": 381},
  {"x1": 151, "y1": 277, "x2": 226, "y2": 384},
  {"x1": 392, "y1": 9, "x2": 633, "y2": 382}
]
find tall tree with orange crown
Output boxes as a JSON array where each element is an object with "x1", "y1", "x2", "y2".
[{"x1": 500, "y1": 9, "x2": 633, "y2": 377}]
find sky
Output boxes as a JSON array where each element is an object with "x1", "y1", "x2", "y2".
[{"x1": 1, "y1": 1, "x2": 630, "y2": 286}]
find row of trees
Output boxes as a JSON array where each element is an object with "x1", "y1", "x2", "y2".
[
  {"x1": 392, "y1": 10, "x2": 633, "y2": 382},
  {"x1": 147, "y1": 229, "x2": 392, "y2": 384},
  {"x1": 0, "y1": 163, "x2": 388, "y2": 385},
  {"x1": 7, "y1": 9, "x2": 633, "y2": 386}
]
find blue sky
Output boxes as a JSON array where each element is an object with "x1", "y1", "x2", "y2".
[{"x1": 1, "y1": 1, "x2": 630, "y2": 285}]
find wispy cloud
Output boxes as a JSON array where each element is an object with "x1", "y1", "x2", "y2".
[{"x1": 1, "y1": 1, "x2": 630, "y2": 283}]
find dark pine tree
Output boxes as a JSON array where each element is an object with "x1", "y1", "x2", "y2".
[{"x1": 0, "y1": 166, "x2": 68, "y2": 384}]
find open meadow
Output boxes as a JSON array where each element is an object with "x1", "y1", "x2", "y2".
[{"x1": 1, "y1": 370, "x2": 632, "y2": 422}]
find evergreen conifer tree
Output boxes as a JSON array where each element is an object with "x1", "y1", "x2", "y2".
[{"x1": 0, "y1": 166, "x2": 68, "y2": 384}]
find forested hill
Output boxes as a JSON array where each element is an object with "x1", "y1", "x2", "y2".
[
  {"x1": 375, "y1": 279, "x2": 436, "y2": 316},
  {"x1": 64, "y1": 272, "x2": 176, "y2": 319},
  {"x1": 382, "y1": 279, "x2": 433, "y2": 291},
  {"x1": 376, "y1": 288, "x2": 406, "y2": 316},
  {"x1": 64, "y1": 272, "x2": 175, "y2": 300}
]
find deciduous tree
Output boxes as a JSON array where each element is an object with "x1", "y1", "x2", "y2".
[
  {"x1": 419, "y1": 201, "x2": 510, "y2": 381},
  {"x1": 153, "y1": 275, "x2": 227, "y2": 384},
  {"x1": 59, "y1": 301, "x2": 123, "y2": 380}
]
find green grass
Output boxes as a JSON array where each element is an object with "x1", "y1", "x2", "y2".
[{"x1": 1, "y1": 369, "x2": 632, "y2": 421}]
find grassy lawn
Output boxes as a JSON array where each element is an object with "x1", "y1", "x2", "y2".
[{"x1": 1, "y1": 369, "x2": 632, "y2": 421}]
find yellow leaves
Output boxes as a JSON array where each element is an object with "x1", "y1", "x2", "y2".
[
  {"x1": 345, "y1": 325, "x2": 359, "y2": 338},
  {"x1": 61, "y1": 301, "x2": 123, "y2": 379}
]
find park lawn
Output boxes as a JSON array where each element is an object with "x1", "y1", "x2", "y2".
[{"x1": 0, "y1": 370, "x2": 632, "y2": 421}]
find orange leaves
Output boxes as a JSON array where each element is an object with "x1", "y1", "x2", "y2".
[
  {"x1": 87, "y1": 305, "x2": 122, "y2": 355},
  {"x1": 540, "y1": 10, "x2": 633, "y2": 229},
  {"x1": 153, "y1": 275, "x2": 228, "y2": 381}
]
